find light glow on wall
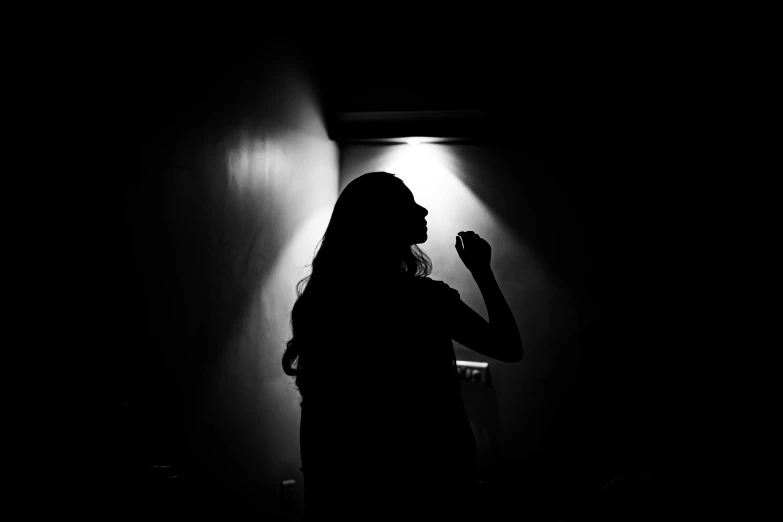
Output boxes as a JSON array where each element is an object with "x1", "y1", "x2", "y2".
[
  {"x1": 341, "y1": 141, "x2": 571, "y2": 356},
  {"x1": 343, "y1": 142, "x2": 509, "y2": 295},
  {"x1": 377, "y1": 143, "x2": 498, "y2": 251},
  {"x1": 384, "y1": 143, "x2": 458, "y2": 211},
  {"x1": 227, "y1": 137, "x2": 289, "y2": 194}
]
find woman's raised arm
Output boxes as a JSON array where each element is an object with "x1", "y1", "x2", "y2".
[{"x1": 451, "y1": 231, "x2": 523, "y2": 363}]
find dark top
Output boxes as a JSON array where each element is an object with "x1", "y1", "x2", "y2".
[{"x1": 299, "y1": 275, "x2": 477, "y2": 519}]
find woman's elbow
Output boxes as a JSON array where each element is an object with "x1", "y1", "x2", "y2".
[{"x1": 486, "y1": 333, "x2": 523, "y2": 362}]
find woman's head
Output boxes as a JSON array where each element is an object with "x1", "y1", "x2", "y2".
[
  {"x1": 309, "y1": 172, "x2": 430, "y2": 278},
  {"x1": 328, "y1": 171, "x2": 429, "y2": 251},
  {"x1": 282, "y1": 172, "x2": 432, "y2": 397}
]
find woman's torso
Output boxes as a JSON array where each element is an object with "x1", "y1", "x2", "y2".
[{"x1": 299, "y1": 276, "x2": 477, "y2": 513}]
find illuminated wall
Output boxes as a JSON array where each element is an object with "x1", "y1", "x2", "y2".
[
  {"x1": 340, "y1": 142, "x2": 577, "y2": 347},
  {"x1": 202, "y1": 77, "x2": 338, "y2": 518},
  {"x1": 118, "y1": 44, "x2": 338, "y2": 518}
]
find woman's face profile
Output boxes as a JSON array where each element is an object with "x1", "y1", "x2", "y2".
[
  {"x1": 397, "y1": 184, "x2": 429, "y2": 245},
  {"x1": 346, "y1": 175, "x2": 429, "y2": 248}
]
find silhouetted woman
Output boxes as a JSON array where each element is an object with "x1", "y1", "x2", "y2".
[{"x1": 283, "y1": 172, "x2": 523, "y2": 520}]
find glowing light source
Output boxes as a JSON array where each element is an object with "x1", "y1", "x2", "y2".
[{"x1": 402, "y1": 137, "x2": 444, "y2": 146}]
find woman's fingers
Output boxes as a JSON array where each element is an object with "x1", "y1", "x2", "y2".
[
  {"x1": 457, "y1": 232, "x2": 484, "y2": 255},
  {"x1": 456, "y1": 231, "x2": 490, "y2": 271},
  {"x1": 458, "y1": 232, "x2": 475, "y2": 251}
]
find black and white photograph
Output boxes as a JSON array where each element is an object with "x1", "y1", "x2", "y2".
[{"x1": 96, "y1": 13, "x2": 722, "y2": 521}]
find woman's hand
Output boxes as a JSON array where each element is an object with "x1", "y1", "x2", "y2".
[{"x1": 455, "y1": 231, "x2": 491, "y2": 274}]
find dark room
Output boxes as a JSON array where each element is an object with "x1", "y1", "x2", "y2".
[{"x1": 102, "y1": 14, "x2": 711, "y2": 521}]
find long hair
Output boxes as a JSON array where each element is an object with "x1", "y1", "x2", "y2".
[{"x1": 282, "y1": 172, "x2": 431, "y2": 400}]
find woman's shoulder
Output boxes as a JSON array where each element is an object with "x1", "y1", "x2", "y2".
[{"x1": 407, "y1": 276, "x2": 461, "y2": 302}]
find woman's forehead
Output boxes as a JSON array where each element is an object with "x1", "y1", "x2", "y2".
[
  {"x1": 400, "y1": 184, "x2": 415, "y2": 199},
  {"x1": 393, "y1": 182, "x2": 415, "y2": 199},
  {"x1": 378, "y1": 181, "x2": 413, "y2": 201}
]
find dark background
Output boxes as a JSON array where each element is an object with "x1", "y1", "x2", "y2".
[{"x1": 90, "y1": 14, "x2": 717, "y2": 521}]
